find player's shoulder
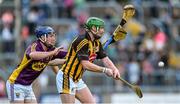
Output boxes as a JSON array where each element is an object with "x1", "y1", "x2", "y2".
[
  {"x1": 26, "y1": 40, "x2": 42, "y2": 51},
  {"x1": 73, "y1": 34, "x2": 88, "y2": 45},
  {"x1": 29, "y1": 40, "x2": 40, "y2": 47},
  {"x1": 76, "y1": 34, "x2": 87, "y2": 41}
]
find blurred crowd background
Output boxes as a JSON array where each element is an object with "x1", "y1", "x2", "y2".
[{"x1": 0, "y1": 0, "x2": 180, "y2": 103}]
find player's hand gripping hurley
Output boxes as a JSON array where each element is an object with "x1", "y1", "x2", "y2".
[
  {"x1": 103, "y1": 4, "x2": 143, "y2": 98},
  {"x1": 103, "y1": 4, "x2": 135, "y2": 49}
]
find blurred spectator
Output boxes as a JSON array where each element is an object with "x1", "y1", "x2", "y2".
[
  {"x1": 31, "y1": 0, "x2": 53, "y2": 18},
  {"x1": 0, "y1": 77, "x2": 5, "y2": 97},
  {"x1": 159, "y1": 8, "x2": 172, "y2": 38},
  {"x1": 76, "y1": 12, "x2": 88, "y2": 35},
  {"x1": 142, "y1": 58, "x2": 154, "y2": 85},
  {"x1": 74, "y1": 0, "x2": 86, "y2": 11},
  {"x1": 57, "y1": 0, "x2": 75, "y2": 18},
  {"x1": 175, "y1": 70, "x2": 180, "y2": 85},
  {"x1": 150, "y1": 0, "x2": 160, "y2": 18},
  {"x1": 131, "y1": 0, "x2": 144, "y2": 21},
  {"x1": 104, "y1": 8, "x2": 117, "y2": 21},
  {"x1": 21, "y1": 25, "x2": 30, "y2": 40},
  {"x1": 21, "y1": 25, "x2": 31, "y2": 49},
  {"x1": 0, "y1": 67, "x2": 8, "y2": 81},
  {"x1": 26, "y1": 2, "x2": 48, "y2": 34},
  {"x1": 153, "y1": 27, "x2": 167, "y2": 51},
  {"x1": 59, "y1": 12, "x2": 88, "y2": 49},
  {"x1": 169, "y1": 50, "x2": 180, "y2": 69},
  {"x1": 171, "y1": 3, "x2": 180, "y2": 19},
  {"x1": 64, "y1": 0, "x2": 75, "y2": 18},
  {"x1": 125, "y1": 18, "x2": 146, "y2": 47},
  {"x1": 0, "y1": 67, "x2": 8, "y2": 98},
  {"x1": 106, "y1": 45, "x2": 119, "y2": 62},
  {"x1": 27, "y1": 6, "x2": 39, "y2": 35},
  {"x1": 0, "y1": 11, "x2": 15, "y2": 52},
  {"x1": 127, "y1": 58, "x2": 140, "y2": 84},
  {"x1": 22, "y1": 0, "x2": 30, "y2": 21}
]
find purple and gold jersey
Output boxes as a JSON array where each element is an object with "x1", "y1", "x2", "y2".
[{"x1": 8, "y1": 40, "x2": 66, "y2": 85}]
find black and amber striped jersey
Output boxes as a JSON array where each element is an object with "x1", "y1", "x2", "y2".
[{"x1": 61, "y1": 32, "x2": 107, "y2": 82}]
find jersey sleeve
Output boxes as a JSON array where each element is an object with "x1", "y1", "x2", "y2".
[
  {"x1": 96, "y1": 41, "x2": 107, "y2": 59},
  {"x1": 52, "y1": 51, "x2": 67, "y2": 59},
  {"x1": 26, "y1": 43, "x2": 42, "y2": 59},
  {"x1": 73, "y1": 38, "x2": 89, "y2": 61}
]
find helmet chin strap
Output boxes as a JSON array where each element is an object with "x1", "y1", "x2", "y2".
[{"x1": 39, "y1": 34, "x2": 55, "y2": 49}]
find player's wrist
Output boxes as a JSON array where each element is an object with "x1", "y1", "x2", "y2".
[{"x1": 102, "y1": 67, "x2": 107, "y2": 73}]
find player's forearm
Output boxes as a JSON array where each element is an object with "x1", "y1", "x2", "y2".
[
  {"x1": 48, "y1": 59, "x2": 66, "y2": 66},
  {"x1": 29, "y1": 51, "x2": 54, "y2": 60},
  {"x1": 102, "y1": 57, "x2": 117, "y2": 70},
  {"x1": 81, "y1": 60, "x2": 105, "y2": 73}
]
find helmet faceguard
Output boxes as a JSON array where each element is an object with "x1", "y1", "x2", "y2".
[
  {"x1": 85, "y1": 17, "x2": 105, "y2": 39},
  {"x1": 35, "y1": 26, "x2": 55, "y2": 48}
]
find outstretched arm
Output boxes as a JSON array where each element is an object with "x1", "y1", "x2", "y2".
[
  {"x1": 81, "y1": 60, "x2": 113, "y2": 77},
  {"x1": 29, "y1": 47, "x2": 63, "y2": 60}
]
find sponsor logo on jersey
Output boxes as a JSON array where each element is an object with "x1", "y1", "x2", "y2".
[{"x1": 32, "y1": 62, "x2": 47, "y2": 71}]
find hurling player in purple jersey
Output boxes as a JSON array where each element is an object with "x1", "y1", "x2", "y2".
[{"x1": 6, "y1": 26, "x2": 67, "y2": 103}]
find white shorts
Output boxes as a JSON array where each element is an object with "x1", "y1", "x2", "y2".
[
  {"x1": 56, "y1": 70, "x2": 87, "y2": 95},
  {"x1": 6, "y1": 81, "x2": 36, "y2": 102}
]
